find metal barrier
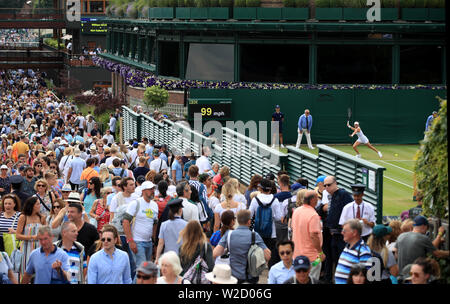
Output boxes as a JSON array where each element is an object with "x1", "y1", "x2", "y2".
[
  {"x1": 122, "y1": 106, "x2": 385, "y2": 222},
  {"x1": 317, "y1": 144, "x2": 386, "y2": 224},
  {"x1": 286, "y1": 146, "x2": 319, "y2": 189},
  {"x1": 218, "y1": 127, "x2": 288, "y2": 186}
]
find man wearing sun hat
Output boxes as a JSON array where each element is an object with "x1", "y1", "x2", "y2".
[{"x1": 339, "y1": 184, "x2": 376, "y2": 243}]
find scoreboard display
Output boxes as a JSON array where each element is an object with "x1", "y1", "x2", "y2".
[
  {"x1": 81, "y1": 18, "x2": 107, "y2": 34},
  {"x1": 188, "y1": 99, "x2": 232, "y2": 120}
]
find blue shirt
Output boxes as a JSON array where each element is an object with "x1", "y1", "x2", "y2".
[
  {"x1": 425, "y1": 114, "x2": 435, "y2": 131},
  {"x1": 64, "y1": 133, "x2": 73, "y2": 144},
  {"x1": 335, "y1": 239, "x2": 372, "y2": 284},
  {"x1": 268, "y1": 260, "x2": 295, "y2": 284},
  {"x1": 25, "y1": 246, "x2": 70, "y2": 284},
  {"x1": 171, "y1": 159, "x2": 183, "y2": 182},
  {"x1": 298, "y1": 114, "x2": 313, "y2": 132},
  {"x1": 87, "y1": 248, "x2": 132, "y2": 284},
  {"x1": 158, "y1": 217, "x2": 187, "y2": 254},
  {"x1": 73, "y1": 135, "x2": 85, "y2": 143},
  {"x1": 218, "y1": 226, "x2": 267, "y2": 280},
  {"x1": 68, "y1": 157, "x2": 86, "y2": 185},
  {"x1": 159, "y1": 152, "x2": 168, "y2": 164}
]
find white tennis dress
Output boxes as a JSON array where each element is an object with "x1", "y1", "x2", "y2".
[{"x1": 356, "y1": 129, "x2": 369, "y2": 144}]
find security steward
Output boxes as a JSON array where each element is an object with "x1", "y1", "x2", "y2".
[
  {"x1": 10, "y1": 174, "x2": 31, "y2": 206},
  {"x1": 338, "y1": 184, "x2": 376, "y2": 243}
]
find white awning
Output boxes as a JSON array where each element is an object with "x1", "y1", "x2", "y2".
[{"x1": 61, "y1": 34, "x2": 72, "y2": 40}]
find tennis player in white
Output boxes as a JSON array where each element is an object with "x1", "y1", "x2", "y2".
[{"x1": 347, "y1": 121, "x2": 382, "y2": 158}]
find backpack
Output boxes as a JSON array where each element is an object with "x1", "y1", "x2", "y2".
[
  {"x1": 247, "y1": 231, "x2": 267, "y2": 278},
  {"x1": 199, "y1": 183, "x2": 214, "y2": 221},
  {"x1": 253, "y1": 197, "x2": 275, "y2": 238},
  {"x1": 56, "y1": 146, "x2": 64, "y2": 162},
  {"x1": 182, "y1": 242, "x2": 210, "y2": 284},
  {"x1": 287, "y1": 197, "x2": 297, "y2": 222},
  {"x1": 110, "y1": 193, "x2": 128, "y2": 234}
]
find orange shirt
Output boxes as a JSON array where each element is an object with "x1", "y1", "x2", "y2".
[
  {"x1": 291, "y1": 204, "x2": 323, "y2": 262},
  {"x1": 12, "y1": 141, "x2": 29, "y2": 156},
  {"x1": 80, "y1": 167, "x2": 99, "y2": 182}
]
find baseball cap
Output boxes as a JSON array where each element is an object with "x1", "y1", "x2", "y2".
[
  {"x1": 372, "y1": 224, "x2": 392, "y2": 238},
  {"x1": 167, "y1": 198, "x2": 183, "y2": 209},
  {"x1": 136, "y1": 175, "x2": 146, "y2": 184},
  {"x1": 413, "y1": 215, "x2": 429, "y2": 227},
  {"x1": 136, "y1": 261, "x2": 158, "y2": 276},
  {"x1": 264, "y1": 172, "x2": 276, "y2": 181},
  {"x1": 10, "y1": 175, "x2": 24, "y2": 184},
  {"x1": 141, "y1": 181, "x2": 156, "y2": 191},
  {"x1": 258, "y1": 178, "x2": 273, "y2": 192},
  {"x1": 293, "y1": 256, "x2": 310, "y2": 271},
  {"x1": 315, "y1": 175, "x2": 326, "y2": 186},
  {"x1": 0, "y1": 165, "x2": 8, "y2": 170},
  {"x1": 275, "y1": 105, "x2": 280, "y2": 108}
]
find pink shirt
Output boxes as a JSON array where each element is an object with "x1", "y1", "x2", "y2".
[{"x1": 291, "y1": 204, "x2": 322, "y2": 262}]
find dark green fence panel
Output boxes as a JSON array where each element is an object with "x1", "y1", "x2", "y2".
[{"x1": 286, "y1": 146, "x2": 319, "y2": 188}]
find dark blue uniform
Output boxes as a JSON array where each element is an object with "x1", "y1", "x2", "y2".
[
  {"x1": 322, "y1": 188, "x2": 353, "y2": 283},
  {"x1": 272, "y1": 112, "x2": 284, "y2": 133}
]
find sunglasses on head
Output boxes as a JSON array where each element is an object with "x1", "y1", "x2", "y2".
[
  {"x1": 101, "y1": 237, "x2": 112, "y2": 242},
  {"x1": 136, "y1": 274, "x2": 155, "y2": 280}
]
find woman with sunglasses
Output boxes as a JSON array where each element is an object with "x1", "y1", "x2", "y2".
[
  {"x1": 89, "y1": 187, "x2": 111, "y2": 232},
  {"x1": 46, "y1": 199, "x2": 66, "y2": 242},
  {"x1": 49, "y1": 160, "x2": 65, "y2": 194},
  {"x1": 32, "y1": 179, "x2": 56, "y2": 217},
  {"x1": 80, "y1": 176, "x2": 102, "y2": 218},
  {"x1": 0, "y1": 164, "x2": 11, "y2": 197},
  {"x1": 32, "y1": 159, "x2": 44, "y2": 180}
]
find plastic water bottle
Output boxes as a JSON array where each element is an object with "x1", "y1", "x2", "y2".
[
  {"x1": 70, "y1": 270, "x2": 78, "y2": 284},
  {"x1": 311, "y1": 257, "x2": 321, "y2": 267}
]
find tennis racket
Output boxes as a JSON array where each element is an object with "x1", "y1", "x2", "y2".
[{"x1": 347, "y1": 107, "x2": 352, "y2": 127}]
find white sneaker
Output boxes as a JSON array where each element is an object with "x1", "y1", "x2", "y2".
[
  {"x1": 271, "y1": 144, "x2": 276, "y2": 148},
  {"x1": 356, "y1": 154, "x2": 361, "y2": 158},
  {"x1": 281, "y1": 144, "x2": 285, "y2": 148},
  {"x1": 309, "y1": 146, "x2": 315, "y2": 150},
  {"x1": 378, "y1": 151, "x2": 383, "y2": 158},
  {"x1": 295, "y1": 145, "x2": 300, "y2": 149}
]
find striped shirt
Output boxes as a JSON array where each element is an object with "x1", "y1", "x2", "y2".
[
  {"x1": 335, "y1": 239, "x2": 372, "y2": 284},
  {"x1": 0, "y1": 212, "x2": 21, "y2": 234}
]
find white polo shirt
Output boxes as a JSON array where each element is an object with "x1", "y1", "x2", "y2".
[{"x1": 339, "y1": 201, "x2": 376, "y2": 237}]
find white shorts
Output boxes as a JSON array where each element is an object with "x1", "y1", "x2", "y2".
[{"x1": 357, "y1": 136, "x2": 369, "y2": 144}]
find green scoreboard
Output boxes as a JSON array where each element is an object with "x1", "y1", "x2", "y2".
[{"x1": 188, "y1": 98, "x2": 232, "y2": 120}]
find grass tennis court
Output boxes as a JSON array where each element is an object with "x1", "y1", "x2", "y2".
[{"x1": 288, "y1": 144, "x2": 419, "y2": 217}]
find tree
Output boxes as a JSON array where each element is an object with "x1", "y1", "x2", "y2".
[
  {"x1": 143, "y1": 85, "x2": 169, "y2": 112},
  {"x1": 414, "y1": 97, "x2": 448, "y2": 219}
]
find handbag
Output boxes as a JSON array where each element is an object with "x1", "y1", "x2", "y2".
[
  {"x1": 89, "y1": 201, "x2": 107, "y2": 228},
  {"x1": 2, "y1": 213, "x2": 21, "y2": 256}
]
